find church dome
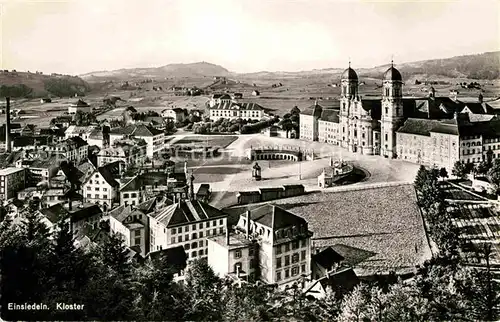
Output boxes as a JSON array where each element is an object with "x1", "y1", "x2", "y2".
[
  {"x1": 383, "y1": 66, "x2": 402, "y2": 81},
  {"x1": 341, "y1": 67, "x2": 358, "y2": 81}
]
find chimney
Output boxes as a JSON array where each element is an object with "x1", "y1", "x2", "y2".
[
  {"x1": 5, "y1": 97, "x2": 11, "y2": 153},
  {"x1": 246, "y1": 210, "x2": 251, "y2": 239}
]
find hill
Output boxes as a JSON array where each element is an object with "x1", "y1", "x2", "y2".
[
  {"x1": 80, "y1": 62, "x2": 230, "y2": 81},
  {"x1": 0, "y1": 70, "x2": 90, "y2": 98}
]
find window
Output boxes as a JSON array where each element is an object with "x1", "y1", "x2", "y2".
[
  {"x1": 199, "y1": 231, "x2": 203, "y2": 238},
  {"x1": 89, "y1": 180, "x2": 93, "y2": 184},
  {"x1": 277, "y1": 271, "x2": 282, "y2": 281},
  {"x1": 87, "y1": 194, "x2": 91, "y2": 198},
  {"x1": 235, "y1": 250, "x2": 242, "y2": 259},
  {"x1": 250, "y1": 259, "x2": 254, "y2": 269},
  {"x1": 385, "y1": 133, "x2": 388, "y2": 141},
  {"x1": 95, "y1": 187, "x2": 100, "y2": 191},
  {"x1": 94, "y1": 194, "x2": 99, "y2": 199},
  {"x1": 285, "y1": 269, "x2": 290, "y2": 278},
  {"x1": 292, "y1": 241, "x2": 299, "y2": 250},
  {"x1": 301, "y1": 250, "x2": 306, "y2": 261},
  {"x1": 171, "y1": 237, "x2": 175, "y2": 244},
  {"x1": 285, "y1": 255, "x2": 290, "y2": 266},
  {"x1": 199, "y1": 222, "x2": 203, "y2": 229},
  {"x1": 249, "y1": 247, "x2": 254, "y2": 256},
  {"x1": 103, "y1": 188, "x2": 107, "y2": 192},
  {"x1": 207, "y1": 221, "x2": 210, "y2": 228},
  {"x1": 185, "y1": 226, "x2": 189, "y2": 232},
  {"x1": 178, "y1": 236, "x2": 183, "y2": 242},
  {"x1": 192, "y1": 224, "x2": 196, "y2": 230},
  {"x1": 277, "y1": 257, "x2": 282, "y2": 268},
  {"x1": 172, "y1": 228, "x2": 176, "y2": 234},
  {"x1": 123, "y1": 193, "x2": 129, "y2": 198},
  {"x1": 192, "y1": 251, "x2": 197, "y2": 258},
  {"x1": 87, "y1": 186, "x2": 91, "y2": 190},
  {"x1": 185, "y1": 234, "x2": 189, "y2": 241},
  {"x1": 292, "y1": 253, "x2": 299, "y2": 263},
  {"x1": 292, "y1": 266, "x2": 299, "y2": 276},
  {"x1": 178, "y1": 227, "x2": 182, "y2": 233},
  {"x1": 199, "y1": 249, "x2": 204, "y2": 256},
  {"x1": 219, "y1": 219, "x2": 223, "y2": 225},
  {"x1": 219, "y1": 227, "x2": 224, "y2": 234},
  {"x1": 285, "y1": 243, "x2": 290, "y2": 252},
  {"x1": 184, "y1": 244, "x2": 190, "y2": 250},
  {"x1": 276, "y1": 245, "x2": 282, "y2": 255},
  {"x1": 212, "y1": 229, "x2": 216, "y2": 235},
  {"x1": 191, "y1": 242, "x2": 198, "y2": 248},
  {"x1": 301, "y1": 264, "x2": 306, "y2": 273},
  {"x1": 103, "y1": 195, "x2": 108, "y2": 200}
]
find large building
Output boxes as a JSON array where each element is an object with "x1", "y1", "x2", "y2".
[
  {"x1": 300, "y1": 62, "x2": 499, "y2": 170},
  {"x1": 208, "y1": 102, "x2": 266, "y2": 122},
  {"x1": 108, "y1": 124, "x2": 165, "y2": 158},
  {"x1": 207, "y1": 204, "x2": 313, "y2": 289},
  {"x1": 0, "y1": 167, "x2": 26, "y2": 201},
  {"x1": 97, "y1": 138, "x2": 147, "y2": 167},
  {"x1": 46, "y1": 136, "x2": 88, "y2": 163},
  {"x1": 68, "y1": 99, "x2": 91, "y2": 114}
]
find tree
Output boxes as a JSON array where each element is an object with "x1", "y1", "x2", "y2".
[
  {"x1": 338, "y1": 284, "x2": 371, "y2": 322},
  {"x1": 184, "y1": 259, "x2": 224, "y2": 321},
  {"x1": 452, "y1": 160, "x2": 467, "y2": 179},
  {"x1": 290, "y1": 106, "x2": 301, "y2": 115},
  {"x1": 487, "y1": 159, "x2": 500, "y2": 191},
  {"x1": 439, "y1": 167, "x2": 448, "y2": 181},
  {"x1": 475, "y1": 161, "x2": 490, "y2": 176}
]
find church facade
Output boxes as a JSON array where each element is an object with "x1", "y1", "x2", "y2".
[{"x1": 300, "y1": 63, "x2": 500, "y2": 171}]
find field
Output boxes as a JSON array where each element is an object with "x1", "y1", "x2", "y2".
[{"x1": 228, "y1": 184, "x2": 429, "y2": 275}]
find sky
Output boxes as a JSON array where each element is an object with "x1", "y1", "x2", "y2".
[{"x1": 1, "y1": 0, "x2": 499, "y2": 75}]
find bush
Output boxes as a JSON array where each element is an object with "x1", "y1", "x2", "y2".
[
  {"x1": 44, "y1": 77, "x2": 90, "y2": 97},
  {"x1": 0, "y1": 84, "x2": 33, "y2": 98}
]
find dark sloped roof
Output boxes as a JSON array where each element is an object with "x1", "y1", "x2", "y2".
[
  {"x1": 462, "y1": 102, "x2": 495, "y2": 115},
  {"x1": 360, "y1": 99, "x2": 382, "y2": 119},
  {"x1": 320, "y1": 109, "x2": 339, "y2": 123},
  {"x1": 318, "y1": 268, "x2": 360, "y2": 296},
  {"x1": 155, "y1": 200, "x2": 227, "y2": 227},
  {"x1": 397, "y1": 118, "x2": 458, "y2": 136},
  {"x1": 243, "y1": 204, "x2": 307, "y2": 230},
  {"x1": 39, "y1": 204, "x2": 69, "y2": 224},
  {"x1": 13, "y1": 136, "x2": 51, "y2": 147},
  {"x1": 210, "y1": 102, "x2": 265, "y2": 111},
  {"x1": 312, "y1": 247, "x2": 345, "y2": 270},
  {"x1": 383, "y1": 66, "x2": 402, "y2": 81},
  {"x1": 341, "y1": 67, "x2": 358, "y2": 81},
  {"x1": 98, "y1": 164, "x2": 119, "y2": 187},
  {"x1": 70, "y1": 204, "x2": 103, "y2": 223},
  {"x1": 65, "y1": 136, "x2": 88, "y2": 149},
  {"x1": 147, "y1": 246, "x2": 187, "y2": 272}
]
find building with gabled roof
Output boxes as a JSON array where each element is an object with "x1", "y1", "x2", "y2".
[
  {"x1": 65, "y1": 125, "x2": 96, "y2": 141},
  {"x1": 81, "y1": 161, "x2": 121, "y2": 208},
  {"x1": 46, "y1": 136, "x2": 88, "y2": 162},
  {"x1": 97, "y1": 137, "x2": 147, "y2": 167},
  {"x1": 208, "y1": 204, "x2": 313, "y2": 289},
  {"x1": 304, "y1": 268, "x2": 360, "y2": 300},
  {"x1": 68, "y1": 99, "x2": 91, "y2": 114},
  {"x1": 149, "y1": 199, "x2": 229, "y2": 263},
  {"x1": 69, "y1": 203, "x2": 104, "y2": 236},
  {"x1": 208, "y1": 102, "x2": 266, "y2": 121},
  {"x1": 161, "y1": 108, "x2": 186, "y2": 123},
  {"x1": 109, "y1": 124, "x2": 165, "y2": 157},
  {"x1": 38, "y1": 203, "x2": 70, "y2": 233}
]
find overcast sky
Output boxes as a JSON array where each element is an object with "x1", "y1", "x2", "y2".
[{"x1": 2, "y1": 0, "x2": 499, "y2": 75}]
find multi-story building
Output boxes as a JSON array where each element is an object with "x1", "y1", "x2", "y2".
[
  {"x1": 119, "y1": 170, "x2": 187, "y2": 207},
  {"x1": 16, "y1": 154, "x2": 61, "y2": 185},
  {"x1": 64, "y1": 125, "x2": 96, "y2": 141},
  {"x1": 208, "y1": 102, "x2": 266, "y2": 122},
  {"x1": 109, "y1": 124, "x2": 165, "y2": 158},
  {"x1": 68, "y1": 99, "x2": 91, "y2": 114},
  {"x1": 46, "y1": 136, "x2": 88, "y2": 163},
  {"x1": 208, "y1": 94, "x2": 232, "y2": 108},
  {"x1": 150, "y1": 199, "x2": 229, "y2": 262},
  {"x1": 81, "y1": 162, "x2": 120, "y2": 208},
  {"x1": 161, "y1": 108, "x2": 186, "y2": 123},
  {"x1": 87, "y1": 128, "x2": 108, "y2": 148},
  {"x1": 207, "y1": 204, "x2": 313, "y2": 289},
  {"x1": 97, "y1": 138, "x2": 147, "y2": 167},
  {"x1": 0, "y1": 167, "x2": 26, "y2": 201},
  {"x1": 299, "y1": 61, "x2": 498, "y2": 169}
]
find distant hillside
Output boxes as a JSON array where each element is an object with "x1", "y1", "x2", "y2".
[
  {"x1": 81, "y1": 62, "x2": 230, "y2": 81},
  {"x1": 364, "y1": 51, "x2": 500, "y2": 80},
  {"x1": 239, "y1": 51, "x2": 500, "y2": 81},
  {"x1": 0, "y1": 70, "x2": 90, "y2": 98}
]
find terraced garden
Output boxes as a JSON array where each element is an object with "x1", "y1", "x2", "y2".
[{"x1": 270, "y1": 184, "x2": 430, "y2": 275}]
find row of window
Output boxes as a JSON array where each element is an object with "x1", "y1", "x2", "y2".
[
  {"x1": 122, "y1": 192, "x2": 138, "y2": 198},
  {"x1": 276, "y1": 250, "x2": 307, "y2": 268},
  {"x1": 276, "y1": 264, "x2": 306, "y2": 281},
  {"x1": 86, "y1": 194, "x2": 108, "y2": 199},
  {"x1": 171, "y1": 219, "x2": 224, "y2": 234},
  {"x1": 276, "y1": 239, "x2": 307, "y2": 254},
  {"x1": 171, "y1": 227, "x2": 224, "y2": 243},
  {"x1": 86, "y1": 186, "x2": 108, "y2": 191}
]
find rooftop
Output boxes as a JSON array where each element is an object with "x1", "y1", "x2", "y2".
[
  {"x1": 0, "y1": 167, "x2": 24, "y2": 176},
  {"x1": 209, "y1": 232, "x2": 254, "y2": 250}
]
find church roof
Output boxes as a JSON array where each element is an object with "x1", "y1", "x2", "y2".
[
  {"x1": 319, "y1": 109, "x2": 339, "y2": 123},
  {"x1": 341, "y1": 67, "x2": 358, "y2": 81},
  {"x1": 383, "y1": 66, "x2": 402, "y2": 81}
]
